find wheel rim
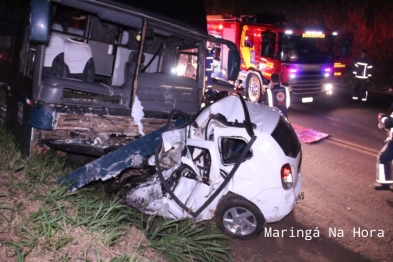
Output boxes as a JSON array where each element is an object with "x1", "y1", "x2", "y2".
[
  {"x1": 247, "y1": 74, "x2": 261, "y2": 102},
  {"x1": 222, "y1": 206, "x2": 258, "y2": 236}
]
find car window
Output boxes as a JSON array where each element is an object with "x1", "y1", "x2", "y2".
[
  {"x1": 271, "y1": 116, "x2": 301, "y2": 157},
  {"x1": 219, "y1": 136, "x2": 252, "y2": 165}
]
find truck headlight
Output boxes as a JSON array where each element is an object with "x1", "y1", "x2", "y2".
[
  {"x1": 324, "y1": 83, "x2": 333, "y2": 95},
  {"x1": 324, "y1": 83, "x2": 333, "y2": 91}
]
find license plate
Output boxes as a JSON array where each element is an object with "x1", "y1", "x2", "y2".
[{"x1": 302, "y1": 97, "x2": 313, "y2": 103}]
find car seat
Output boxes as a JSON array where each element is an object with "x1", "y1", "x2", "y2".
[
  {"x1": 64, "y1": 28, "x2": 95, "y2": 82},
  {"x1": 124, "y1": 51, "x2": 145, "y2": 83}
]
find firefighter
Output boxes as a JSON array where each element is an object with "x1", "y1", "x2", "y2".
[
  {"x1": 375, "y1": 112, "x2": 393, "y2": 191},
  {"x1": 265, "y1": 73, "x2": 290, "y2": 118},
  {"x1": 352, "y1": 50, "x2": 373, "y2": 102},
  {"x1": 205, "y1": 44, "x2": 214, "y2": 89},
  {"x1": 202, "y1": 44, "x2": 215, "y2": 107}
]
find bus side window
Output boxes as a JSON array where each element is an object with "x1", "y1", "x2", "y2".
[
  {"x1": 25, "y1": 46, "x2": 36, "y2": 77},
  {"x1": 19, "y1": 28, "x2": 36, "y2": 78}
]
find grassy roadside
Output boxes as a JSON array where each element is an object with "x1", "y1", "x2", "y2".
[{"x1": 0, "y1": 124, "x2": 231, "y2": 262}]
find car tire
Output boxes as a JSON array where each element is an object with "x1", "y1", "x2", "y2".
[
  {"x1": 246, "y1": 73, "x2": 262, "y2": 103},
  {"x1": 215, "y1": 195, "x2": 266, "y2": 240}
]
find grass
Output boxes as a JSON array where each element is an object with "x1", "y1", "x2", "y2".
[
  {"x1": 0, "y1": 124, "x2": 231, "y2": 261},
  {"x1": 145, "y1": 217, "x2": 231, "y2": 261}
]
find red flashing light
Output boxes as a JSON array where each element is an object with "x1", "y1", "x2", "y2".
[
  {"x1": 281, "y1": 163, "x2": 293, "y2": 190},
  {"x1": 26, "y1": 98, "x2": 34, "y2": 106}
]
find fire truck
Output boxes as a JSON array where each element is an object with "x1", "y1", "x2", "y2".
[
  {"x1": 207, "y1": 14, "x2": 338, "y2": 103},
  {"x1": 333, "y1": 34, "x2": 352, "y2": 78}
]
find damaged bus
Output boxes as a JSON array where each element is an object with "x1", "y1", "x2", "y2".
[{"x1": 0, "y1": 0, "x2": 240, "y2": 157}]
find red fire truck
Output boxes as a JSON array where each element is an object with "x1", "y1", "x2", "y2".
[
  {"x1": 333, "y1": 34, "x2": 352, "y2": 78},
  {"x1": 207, "y1": 14, "x2": 338, "y2": 103}
]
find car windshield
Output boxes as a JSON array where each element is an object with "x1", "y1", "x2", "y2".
[{"x1": 281, "y1": 34, "x2": 333, "y2": 63}]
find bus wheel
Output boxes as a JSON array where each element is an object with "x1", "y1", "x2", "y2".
[{"x1": 246, "y1": 73, "x2": 262, "y2": 103}]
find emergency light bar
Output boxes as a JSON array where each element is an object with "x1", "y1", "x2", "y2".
[
  {"x1": 334, "y1": 62, "x2": 346, "y2": 68},
  {"x1": 302, "y1": 31, "x2": 325, "y2": 38}
]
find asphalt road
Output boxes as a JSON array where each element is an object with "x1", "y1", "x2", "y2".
[{"x1": 212, "y1": 81, "x2": 393, "y2": 261}]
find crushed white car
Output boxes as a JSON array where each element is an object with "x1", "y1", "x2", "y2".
[{"x1": 120, "y1": 94, "x2": 303, "y2": 239}]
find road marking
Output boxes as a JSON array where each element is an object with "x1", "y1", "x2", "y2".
[{"x1": 326, "y1": 137, "x2": 379, "y2": 156}]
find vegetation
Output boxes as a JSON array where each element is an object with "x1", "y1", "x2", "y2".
[
  {"x1": 0, "y1": 124, "x2": 231, "y2": 262},
  {"x1": 205, "y1": 0, "x2": 393, "y2": 90}
]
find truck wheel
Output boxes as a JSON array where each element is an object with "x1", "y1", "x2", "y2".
[
  {"x1": 215, "y1": 195, "x2": 266, "y2": 240},
  {"x1": 246, "y1": 73, "x2": 262, "y2": 103}
]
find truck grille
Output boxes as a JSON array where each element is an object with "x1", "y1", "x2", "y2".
[{"x1": 288, "y1": 71, "x2": 327, "y2": 95}]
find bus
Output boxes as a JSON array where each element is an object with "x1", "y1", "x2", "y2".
[{"x1": 0, "y1": 0, "x2": 240, "y2": 157}]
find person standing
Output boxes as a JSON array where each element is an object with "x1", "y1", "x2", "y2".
[
  {"x1": 265, "y1": 73, "x2": 290, "y2": 118},
  {"x1": 202, "y1": 45, "x2": 216, "y2": 107},
  {"x1": 205, "y1": 45, "x2": 214, "y2": 89},
  {"x1": 352, "y1": 50, "x2": 373, "y2": 102},
  {"x1": 375, "y1": 112, "x2": 393, "y2": 190}
]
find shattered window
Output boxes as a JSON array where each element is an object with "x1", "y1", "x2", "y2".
[
  {"x1": 175, "y1": 48, "x2": 198, "y2": 78},
  {"x1": 219, "y1": 137, "x2": 252, "y2": 165},
  {"x1": 188, "y1": 146, "x2": 212, "y2": 184}
]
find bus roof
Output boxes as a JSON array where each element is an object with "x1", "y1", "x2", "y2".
[{"x1": 59, "y1": 0, "x2": 208, "y2": 37}]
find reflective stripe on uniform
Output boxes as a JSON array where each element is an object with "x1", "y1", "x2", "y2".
[
  {"x1": 354, "y1": 61, "x2": 371, "y2": 79},
  {"x1": 286, "y1": 88, "x2": 290, "y2": 108},
  {"x1": 376, "y1": 163, "x2": 393, "y2": 184},
  {"x1": 267, "y1": 89, "x2": 273, "y2": 106}
]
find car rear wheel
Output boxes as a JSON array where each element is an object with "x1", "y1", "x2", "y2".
[
  {"x1": 215, "y1": 195, "x2": 266, "y2": 240},
  {"x1": 246, "y1": 73, "x2": 262, "y2": 103}
]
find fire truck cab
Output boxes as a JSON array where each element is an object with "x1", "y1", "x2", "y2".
[
  {"x1": 333, "y1": 34, "x2": 352, "y2": 78},
  {"x1": 207, "y1": 14, "x2": 337, "y2": 104}
]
